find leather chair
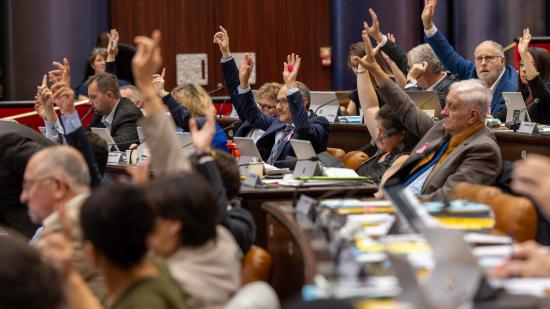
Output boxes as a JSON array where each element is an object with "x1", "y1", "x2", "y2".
[
  {"x1": 451, "y1": 182, "x2": 537, "y2": 242},
  {"x1": 342, "y1": 151, "x2": 369, "y2": 170},
  {"x1": 327, "y1": 147, "x2": 346, "y2": 162},
  {"x1": 241, "y1": 245, "x2": 273, "y2": 286}
]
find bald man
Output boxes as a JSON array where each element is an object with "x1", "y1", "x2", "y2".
[{"x1": 20, "y1": 145, "x2": 106, "y2": 300}]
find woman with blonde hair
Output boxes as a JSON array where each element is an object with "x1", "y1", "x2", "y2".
[{"x1": 153, "y1": 72, "x2": 229, "y2": 151}]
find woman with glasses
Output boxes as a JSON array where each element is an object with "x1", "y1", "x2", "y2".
[
  {"x1": 234, "y1": 82, "x2": 281, "y2": 142},
  {"x1": 515, "y1": 28, "x2": 550, "y2": 125},
  {"x1": 351, "y1": 31, "x2": 418, "y2": 193}
]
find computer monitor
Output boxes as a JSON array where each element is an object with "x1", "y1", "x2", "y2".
[{"x1": 406, "y1": 90, "x2": 441, "y2": 119}]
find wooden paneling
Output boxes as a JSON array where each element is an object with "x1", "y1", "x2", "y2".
[{"x1": 110, "y1": 0, "x2": 331, "y2": 93}]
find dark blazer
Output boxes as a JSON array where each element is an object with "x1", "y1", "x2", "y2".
[
  {"x1": 63, "y1": 126, "x2": 102, "y2": 188},
  {"x1": 378, "y1": 81, "x2": 502, "y2": 202},
  {"x1": 221, "y1": 58, "x2": 330, "y2": 164},
  {"x1": 0, "y1": 121, "x2": 56, "y2": 237},
  {"x1": 426, "y1": 30, "x2": 518, "y2": 115},
  {"x1": 87, "y1": 97, "x2": 142, "y2": 151}
]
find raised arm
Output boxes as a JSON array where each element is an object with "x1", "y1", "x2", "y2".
[
  {"x1": 519, "y1": 28, "x2": 550, "y2": 103},
  {"x1": 151, "y1": 68, "x2": 193, "y2": 130},
  {"x1": 422, "y1": 0, "x2": 475, "y2": 79},
  {"x1": 133, "y1": 30, "x2": 191, "y2": 175},
  {"x1": 106, "y1": 29, "x2": 119, "y2": 74},
  {"x1": 35, "y1": 75, "x2": 63, "y2": 142},
  {"x1": 214, "y1": 26, "x2": 240, "y2": 99},
  {"x1": 365, "y1": 8, "x2": 409, "y2": 75},
  {"x1": 232, "y1": 54, "x2": 277, "y2": 130},
  {"x1": 355, "y1": 30, "x2": 434, "y2": 139},
  {"x1": 352, "y1": 29, "x2": 381, "y2": 138},
  {"x1": 49, "y1": 60, "x2": 102, "y2": 187}
]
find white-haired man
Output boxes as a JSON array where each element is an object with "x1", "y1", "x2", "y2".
[{"x1": 354, "y1": 27, "x2": 502, "y2": 201}]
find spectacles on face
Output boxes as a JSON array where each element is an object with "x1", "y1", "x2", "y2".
[
  {"x1": 258, "y1": 103, "x2": 276, "y2": 111},
  {"x1": 276, "y1": 98, "x2": 288, "y2": 106},
  {"x1": 22, "y1": 176, "x2": 53, "y2": 191},
  {"x1": 474, "y1": 55, "x2": 501, "y2": 64}
]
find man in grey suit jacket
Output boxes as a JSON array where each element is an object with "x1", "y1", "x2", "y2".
[{"x1": 355, "y1": 32, "x2": 501, "y2": 202}]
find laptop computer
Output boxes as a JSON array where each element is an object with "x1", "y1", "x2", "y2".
[
  {"x1": 310, "y1": 91, "x2": 340, "y2": 123},
  {"x1": 289, "y1": 139, "x2": 323, "y2": 178},
  {"x1": 91, "y1": 127, "x2": 119, "y2": 151},
  {"x1": 503, "y1": 92, "x2": 531, "y2": 124},
  {"x1": 406, "y1": 90, "x2": 441, "y2": 119},
  {"x1": 382, "y1": 179, "x2": 492, "y2": 308},
  {"x1": 234, "y1": 137, "x2": 264, "y2": 176}
]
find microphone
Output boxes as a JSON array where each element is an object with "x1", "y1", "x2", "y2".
[
  {"x1": 208, "y1": 83, "x2": 225, "y2": 95},
  {"x1": 313, "y1": 91, "x2": 354, "y2": 115},
  {"x1": 506, "y1": 98, "x2": 538, "y2": 131},
  {"x1": 80, "y1": 106, "x2": 94, "y2": 121},
  {"x1": 107, "y1": 138, "x2": 146, "y2": 147},
  {"x1": 237, "y1": 155, "x2": 319, "y2": 167}
]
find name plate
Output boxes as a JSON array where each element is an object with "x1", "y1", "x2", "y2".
[
  {"x1": 518, "y1": 121, "x2": 538, "y2": 135},
  {"x1": 107, "y1": 152, "x2": 122, "y2": 164}
]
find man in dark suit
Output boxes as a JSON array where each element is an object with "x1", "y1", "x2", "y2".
[
  {"x1": 0, "y1": 120, "x2": 55, "y2": 238},
  {"x1": 214, "y1": 27, "x2": 329, "y2": 165},
  {"x1": 86, "y1": 72, "x2": 142, "y2": 151}
]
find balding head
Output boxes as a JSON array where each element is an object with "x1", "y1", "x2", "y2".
[
  {"x1": 21, "y1": 146, "x2": 91, "y2": 224},
  {"x1": 474, "y1": 40, "x2": 506, "y2": 86}
]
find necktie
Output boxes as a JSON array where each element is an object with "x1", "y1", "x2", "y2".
[{"x1": 267, "y1": 125, "x2": 294, "y2": 164}]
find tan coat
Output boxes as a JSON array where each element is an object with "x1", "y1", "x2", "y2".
[{"x1": 377, "y1": 81, "x2": 502, "y2": 201}]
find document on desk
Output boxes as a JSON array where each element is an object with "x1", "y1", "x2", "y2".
[
  {"x1": 321, "y1": 199, "x2": 392, "y2": 209},
  {"x1": 489, "y1": 278, "x2": 550, "y2": 297}
]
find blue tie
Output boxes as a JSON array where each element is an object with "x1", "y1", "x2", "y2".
[{"x1": 267, "y1": 125, "x2": 294, "y2": 164}]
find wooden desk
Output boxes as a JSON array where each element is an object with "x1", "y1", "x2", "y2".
[
  {"x1": 262, "y1": 201, "x2": 333, "y2": 302},
  {"x1": 219, "y1": 117, "x2": 550, "y2": 160},
  {"x1": 494, "y1": 131, "x2": 550, "y2": 160},
  {"x1": 217, "y1": 117, "x2": 372, "y2": 152},
  {"x1": 239, "y1": 183, "x2": 377, "y2": 248}
]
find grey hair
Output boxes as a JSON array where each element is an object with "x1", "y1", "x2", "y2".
[
  {"x1": 449, "y1": 79, "x2": 491, "y2": 121},
  {"x1": 33, "y1": 146, "x2": 91, "y2": 189},
  {"x1": 120, "y1": 85, "x2": 143, "y2": 104},
  {"x1": 476, "y1": 40, "x2": 504, "y2": 57},
  {"x1": 407, "y1": 43, "x2": 445, "y2": 73}
]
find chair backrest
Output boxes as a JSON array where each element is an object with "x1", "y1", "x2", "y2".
[
  {"x1": 451, "y1": 182, "x2": 537, "y2": 242},
  {"x1": 225, "y1": 282, "x2": 280, "y2": 309},
  {"x1": 241, "y1": 245, "x2": 272, "y2": 286},
  {"x1": 327, "y1": 147, "x2": 345, "y2": 161},
  {"x1": 342, "y1": 150, "x2": 369, "y2": 170}
]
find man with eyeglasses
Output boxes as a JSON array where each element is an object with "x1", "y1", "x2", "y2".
[
  {"x1": 0, "y1": 121, "x2": 55, "y2": 238},
  {"x1": 234, "y1": 82, "x2": 281, "y2": 142},
  {"x1": 214, "y1": 26, "x2": 329, "y2": 166},
  {"x1": 422, "y1": 0, "x2": 517, "y2": 117}
]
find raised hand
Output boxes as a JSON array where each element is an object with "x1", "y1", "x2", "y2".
[
  {"x1": 50, "y1": 76, "x2": 75, "y2": 114},
  {"x1": 364, "y1": 8, "x2": 384, "y2": 42},
  {"x1": 353, "y1": 24, "x2": 382, "y2": 72},
  {"x1": 49, "y1": 58, "x2": 71, "y2": 87},
  {"x1": 213, "y1": 26, "x2": 231, "y2": 58},
  {"x1": 239, "y1": 54, "x2": 254, "y2": 89},
  {"x1": 387, "y1": 33, "x2": 396, "y2": 43},
  {"x1": 421, "y1": 0, "x2": 437, "y2": 30},
  {"x1": 283, "y1": 53, "x2": 301, "y2": 89},
  {"x1": 35, "y1": 75, "x2": 58, "y2": 121},
  {"x1": 518, "y1": 28, "x2": 531, "y2": 56},
  {"x1": 107, "y1": 29, "x2": 119, "y2": 61},
  {"x1": 407, "y1": 61, "x2": 428, "y2": 80},
  {"x1": 152, "y1": 68, "x2": 168, "y2": 97},
  {"x1": 132, "y1": 30, "x2": 163, "y2": 88},
  {"x1": 189, "y1": 103, "x2": 216, "y2": 153}
]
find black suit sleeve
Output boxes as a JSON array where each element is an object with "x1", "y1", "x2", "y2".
[
  {"x1": 162, "y1": 94, "x2": 192, "y2": 130},
  {"x1": 64, "y1": 126, "x2": 102, "y2": 187},
  {"x1": 381, "y1": 40, "x2": 409, "y2": 75}
]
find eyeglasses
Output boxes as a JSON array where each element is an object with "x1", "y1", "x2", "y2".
[
  {"x1": 259, "y1": 103, "x2": 276, "y2": 111},
  {"x1": 22, "y1": 176, "x2": 54, "y2": 191},
  {"x1": 276, "y1": 98, "x2": 288, "y2": 105},
  {"x1": 474, "y1": 55, "x2": 501, "y2": 63}
]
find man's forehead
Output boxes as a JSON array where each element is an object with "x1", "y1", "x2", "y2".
[{"x1": 474, "y1": 43, "x2": 499, "y2": 56}]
